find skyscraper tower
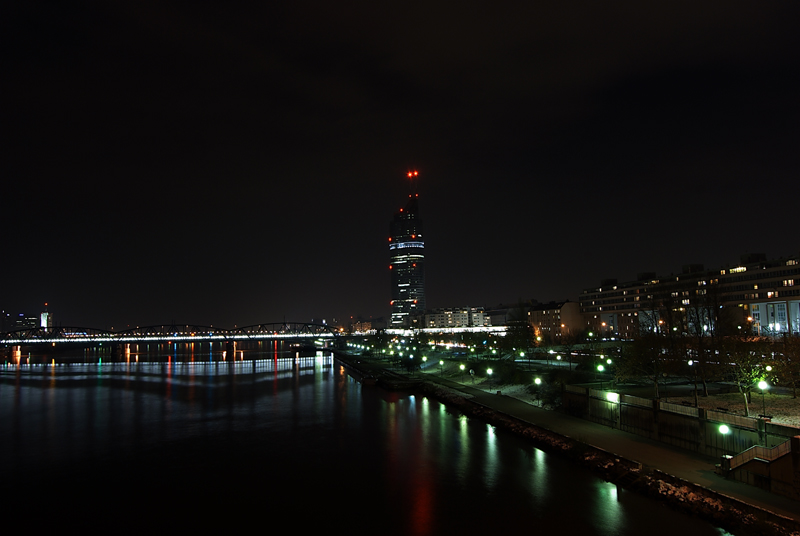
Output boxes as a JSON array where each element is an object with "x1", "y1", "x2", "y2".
[{"x1": 389, "y1": 171, "x2": 426, "y2": 328}]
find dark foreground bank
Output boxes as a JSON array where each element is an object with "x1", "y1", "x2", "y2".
[{"x1": 335, "y1": 353, "x2": 800, "y2": 536}]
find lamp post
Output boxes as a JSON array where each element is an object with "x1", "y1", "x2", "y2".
[
  {"x1": 534, "y1": 377, "x2": 542, "y2": 406},
  {"x1": 688, "y1": 360, "x2": 699, "y2": 407},
  {"x1": 439, "y1": 360, "x2": 444, "y2": 376},
  {"x1": 758, "y1": 380, "x2": 768, "y2": 416},
  {"x1": 606, "y1": 392, "x2": 619, "y2": 428},
  {"x1": 719, "y1": 424, "x2": 730, "y2": 455},
  {"x1": 597, "y1": 364, "x2": 604, "y2": 390},
  {"x1": 460, "y1": 363, "x2": 465, "y2": 382}
]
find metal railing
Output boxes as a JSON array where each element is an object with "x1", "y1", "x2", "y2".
[
  {"x1": 659, "y1": 401, "x2": 700, "y2": 417},
  {"x1": 729, "y1": 440, "x2": 793, "y2": 469},
  {"x1": 623, "y1": 394, "x2": 653, "y2": 408},
  {"x1": 707, "y1": 409, "x2": 758, "y2": 430}
]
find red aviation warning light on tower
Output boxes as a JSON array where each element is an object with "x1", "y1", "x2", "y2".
[{"x1": 389, "y1": 170, "x2": 426, "y2": 328}]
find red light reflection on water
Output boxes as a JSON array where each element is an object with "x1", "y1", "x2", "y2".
[{"x1": 410, "y1": 472, "x2": 434, "y2": 536}]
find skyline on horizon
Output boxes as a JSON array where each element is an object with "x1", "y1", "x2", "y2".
[{"x1": 4, "y1": 2, "x2": 798, "y2": 328}]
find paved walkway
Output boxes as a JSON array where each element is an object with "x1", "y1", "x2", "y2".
[{"x1": 423, "y1": 372, "x2": 800, "y2": 524}]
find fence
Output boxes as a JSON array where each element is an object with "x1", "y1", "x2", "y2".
[
  {"x1": 623, "y1": 394, "x2": 652, "y2": 408},
  {"x1": 706, "y1": 409, "x2": 758, "y2": 430},
  {"x1": 766, "y1": 421, "x2": 800, "y2": 439},
  {"x1": 659, "y1": 401, "x2": 700, "y2": 418},
  {"x1": 562, "y1": 384, "x2": 797, "y2": 458}
]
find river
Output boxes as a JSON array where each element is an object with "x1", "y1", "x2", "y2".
[{"x1": 0, "y1": 343, "x2": 731, "y2": 534}]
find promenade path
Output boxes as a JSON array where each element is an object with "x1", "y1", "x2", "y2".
[{"x1": 422, "y1": 372, "x2": 800, "y2": 524}]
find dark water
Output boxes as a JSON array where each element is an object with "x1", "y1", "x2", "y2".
[{"x1": 1, "y1": 347, "x2": 731, "y2": 535}]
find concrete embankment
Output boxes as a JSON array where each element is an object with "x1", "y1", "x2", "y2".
[{"x1": 333, "y1": 353, "x2": 800, "y2": 536}]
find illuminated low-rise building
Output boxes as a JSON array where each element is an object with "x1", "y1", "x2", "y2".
[
  {"x1": 425, "y1": 307, "x2": 491, "y2": 328},
  {"x1": 579, "y1": 253, "x2": 800, "y2": 337},
  {"x1": 527, "y1": 301, "x2": 582, "y2": 342}
]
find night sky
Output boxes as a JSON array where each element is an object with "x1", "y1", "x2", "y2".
[{"x1": 4, "y1": 1, "x2": 799, "y2": 329}]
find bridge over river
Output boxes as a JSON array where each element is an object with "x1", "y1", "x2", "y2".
[{"x1": 0, "y1": 322, "x2": 339, "y2": 345}]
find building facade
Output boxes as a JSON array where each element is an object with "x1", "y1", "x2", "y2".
[
  {"x1": 579, "y1": 253, "x2": 800, "y2": 337},
  {"x1": 425, "y1": 307, "x2": 491, "y2": 328},
  {"x1": 527, "y1": 301, "x2": 582, "y2": 342},
  {"x1": 389, "y1": 189, "x2": 426, "y2": 328}
]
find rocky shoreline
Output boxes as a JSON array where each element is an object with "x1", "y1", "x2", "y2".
[{"x1": 336, "y1": 354, "x2": 800, "y2": 536}]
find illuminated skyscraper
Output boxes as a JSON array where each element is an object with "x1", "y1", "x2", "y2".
[{"x1": 389, "y1": 171, "x2": 426, "y2": 328}]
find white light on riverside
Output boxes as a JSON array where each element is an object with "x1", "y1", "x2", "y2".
[
  {"x1": 606, "y1": 392, "x2": 619, "y2": 403},
  {"x1": 719, "y1": 425, "x2": 730, "y2": 434},
  {"x1": 758, "y1": 380, "x2": 768, "y2": 390}
]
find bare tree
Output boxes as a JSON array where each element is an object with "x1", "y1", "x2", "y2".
[
  {"x1": 722, "y1": 336, "x2": 770, "y2": 417},
  {"x1": 616, "y1": 331, "x2": 667, "y2": 398},
  {"x1": 773, "y1": 334, "x2": 800, "y2": 398}
]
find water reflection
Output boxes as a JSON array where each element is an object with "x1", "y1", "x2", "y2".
[{"x1": 1, "y1": 351, "x2": 731, "y2": 535}]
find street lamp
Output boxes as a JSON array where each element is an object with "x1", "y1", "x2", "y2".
[
  {"x1": 439, "y1": 360, "x2": 444, "y2": 376},
  {"x1": 534, "y1": 377, "x2": 542, "y2": 406},
  {"x1": 719, "y1": 424, "x2": 730, "y2": 455},
  {"x1": 597, "y1": 364, "x2": 604, "y2": 390},
  {"x1": 606, "y1": 392, "x2": 620, "y2": 428},
  {"x1": 688, "y1": 359, "x2": 698, "y2": 407},
  {"x1": 460, "y1": 363, "x2": 465, "y2": 382},
  {"x1": 758, "y1": 380, "x2": 768, "y2": 416}
]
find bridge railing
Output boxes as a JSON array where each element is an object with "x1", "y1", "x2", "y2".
[{"x1": 0, "y1": 322, "x2": 339, "y2": 344}]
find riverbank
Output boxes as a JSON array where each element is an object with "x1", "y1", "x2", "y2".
[{"x1": 334, "y1": 353, "x2": 800, "y2": 536}]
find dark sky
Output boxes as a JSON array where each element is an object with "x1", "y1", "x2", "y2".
[{"x1": 4, "y1": 1, "x2": 799, "y2": 329}]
